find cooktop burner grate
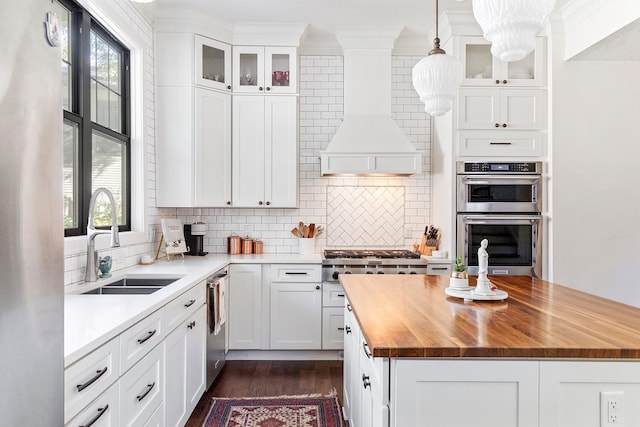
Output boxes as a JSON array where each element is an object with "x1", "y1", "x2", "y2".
[{"x1": 323, "y1": 249, "x2": 421, "y2": 259}]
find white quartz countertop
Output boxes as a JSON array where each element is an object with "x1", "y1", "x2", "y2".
[{"x1": 64, "y1": 253, "x2": 321, "y2": 367}]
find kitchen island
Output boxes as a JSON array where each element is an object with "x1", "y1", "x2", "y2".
[{"x1": 340, "y1": 274, "x2": 640, "y2": 427}]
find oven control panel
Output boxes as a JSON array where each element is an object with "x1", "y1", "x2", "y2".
[{"x1": 458, "y1": 161, "x2": 542, "y2": 174}]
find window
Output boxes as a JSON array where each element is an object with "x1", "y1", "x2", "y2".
[{"x1": 56, "y1": 0, "x2": 131, "y2": 236}]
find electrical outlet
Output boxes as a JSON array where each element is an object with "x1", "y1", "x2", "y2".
[{"x1": 601, "y1": 391, "x2": 624, "y2": 426}]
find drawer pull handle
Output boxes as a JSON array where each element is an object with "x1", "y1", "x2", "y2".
[
  {"x1": 489, "y1": 141, "x2": 512, "y2": 145},
  {"x1": 431, "y1": 267, "x2": 449, "y2": 271},
  {"x1": 345, "y1": 325, "x2": 351, "y2": 334},
  {"x1": 338, "y1": 327, "x2": 345, "y2": 331},
  {"x1": 184, "y1": 299, "x2": 196, "y2": 308},
  {"x1": 362, "y1": 374, "x2": 371, "y2": 389},
  {"x1": 137, "y1": 329, "x2": 157, "y2": 344},
  {"x1": 285, "y1": 272, "x2": 308, "y2": 275},
  {"x1": 79, "y1": 403, "x2": 109, "y2": 427},
  {"x1": 362, "y1": 341, "x2": 372, "y2": 358},
  {"x1": 76, "y1": 366, "x2": 108, "y2": 392},
  {"x1": 337, "y1": 294, "x2": 345, "y2": 297},
  {"x1": 347, "y1": 304, "x2": 352, "y2": 312},
  {"x1": 136, "y1": 382, "x2": 156, "y2": 402}
]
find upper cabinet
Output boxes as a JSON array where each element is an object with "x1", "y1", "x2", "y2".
[
  {"x1": 232, "y1": 46, "x2": 297, "y2": 94},
  {"x1": 459, "y1": 36, "x2": 544, "y2": 87},
  {"x1": 194, "y1": 35, "x2": 232, "y2": 91}
]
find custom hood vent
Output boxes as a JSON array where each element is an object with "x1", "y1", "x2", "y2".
[{"x1": 320, "y1": 28, "x2": 422, "y2": 176}]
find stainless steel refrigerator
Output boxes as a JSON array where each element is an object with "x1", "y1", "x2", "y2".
[{"x1": 0, "y1": 0, "x2": 64, "y2": 424}]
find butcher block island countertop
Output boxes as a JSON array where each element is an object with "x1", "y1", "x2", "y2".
[{"x1": 340, "y1": 274, "x2": 640, "y2": 359}]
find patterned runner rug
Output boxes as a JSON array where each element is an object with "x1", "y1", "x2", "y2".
[{"x1": 201, "y1": 395, "x2": 345, "y2": 427}]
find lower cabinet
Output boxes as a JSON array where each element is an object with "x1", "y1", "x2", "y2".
[
  {"x1": 164, "y1": 304, "x2": 207, "y2": 427},
  {"x1": 119, "y1": 344, "x2": 164, "y2": 427},
  {"x1": 228, "y1": 264, "x2": 263, "y2": 349},
  {"x1": 65, "y1": 381, "x2": 120, "y2": 427},
  {"x1": 270, "y1": 282, "x2": 322, "y2": 349},
  {"x1": 322, "y1": 282, "x2": 345, "y2": 350}
]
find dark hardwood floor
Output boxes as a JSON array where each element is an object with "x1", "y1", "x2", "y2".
[{"x1": 185, "y1": 360, "x2": 345, "y2": 426}]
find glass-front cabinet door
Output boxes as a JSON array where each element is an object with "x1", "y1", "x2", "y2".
[
  {"x1": 233, "y1": 46, "x2": 297, "y2": 94},
  {"x1": 265, "y1": 47, "x2": 297, "y2": 94},
  {"x1": 459, "y1": 36, "x2": 543, "y2": 87},
  {"x1": 194, "y1": 35, "x2": 231, "y2": 91}
]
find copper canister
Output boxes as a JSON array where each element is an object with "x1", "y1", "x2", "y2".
[
  {"x1": 253, "y1": 239, "x2": 263, "y2": 254},
  {"x1": 227, "y1": 234, "x2": 241, "y2": 255},
  {"x1": 241, "y1": 237, "x2": 253, "y2": 254}
]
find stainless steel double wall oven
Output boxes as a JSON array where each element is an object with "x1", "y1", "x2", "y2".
[{"x1": 456, "y1": 161, "x2": 543, "y2": 277}]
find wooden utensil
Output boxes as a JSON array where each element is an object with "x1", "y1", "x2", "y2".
[
  {"x1": 308, "y1": 223, "x2": 315, "y2": 238},
  {"x1": 291, "y1": 227, "x2": 300, "y2": 237},
  {"x1": 302, "y1": 225, "x2": 309, "y2": 238},
  {"x1": 299, "y1": 221, "x2": 304, "y2": 238}
]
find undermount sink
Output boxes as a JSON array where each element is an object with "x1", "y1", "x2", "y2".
[{"x1": 82, "y1": 276, "x2": 183, "y2": 295}]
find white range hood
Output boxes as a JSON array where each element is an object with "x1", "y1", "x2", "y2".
[{"x1": 320, "y1": 28, "x2": 422, "y2": 176}]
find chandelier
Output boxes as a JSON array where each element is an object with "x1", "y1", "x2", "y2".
[
  {"x1": 472, "y1": 0, "x2": 556, "y2": 62},
  {"x1": 412, "y1": 0, "x2": 463, "y2": 117}
]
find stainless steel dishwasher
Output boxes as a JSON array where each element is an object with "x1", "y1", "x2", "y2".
[{"x1": 206, "y1": 267, "x2": 229, "y2": 389}]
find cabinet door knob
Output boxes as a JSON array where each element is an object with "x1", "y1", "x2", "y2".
[
  {"x1": 495, "y1": 123, "x2": 500, "y2": 128},
  {"x1": 226, "y1": 201, "x2": 231, "y2": 205},
  {"x1": 362, "y1": 374, "x2": 371, "y2": 389},
  {"x1": 266, "y1": 87, "x2": 271, "y2": 91},
  {"x1": 227, "y1": 85, "x2": 231, "y2": 90},
  {"x1": 259, "y1": 86, "x2": 264, "y2": 91},
  {"x1": 258, "y1": 201, "x2": 263, "y2": 205},
  {"x1": 502, "y1": 123, "x2": 507, "y2": 128},
  {"x1": 315, "y1": 285, "x2": 320, "y2": 290},
  {"x1": 266, "y1": 201, "x2": 271, "y2": 206},
  {"x1": 495, "y1": 80, "x2": 500, "y2": 84},
  {"x1": 503, "y1": 79, "x2": 507, "y2": 84}
]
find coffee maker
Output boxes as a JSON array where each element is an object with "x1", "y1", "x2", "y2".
[{"x1": 184, "y1": 223, "x2": 208, "y2": 256}]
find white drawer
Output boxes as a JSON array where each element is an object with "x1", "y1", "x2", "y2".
[
  {"x1": 458, "y1": 130, "x2": 544, "y2": 157},
  {"x1": 120, "y1": 344, "x2": 164, "y2": 427},
  {"x1": 120, "y1": 309, "x2": 164, "y2": 374},
  {"x1": 322, "y1": 282, "x2": 346, "y2": 307},
  {"x1": 427, "y1": 264, "x2": 452, "y2": 275},
  {"x1": 163, "y1": 280, "x2": 206, "y2": 333},
  {"x1": 143, "y1": 403, "x2": 164, "y2": 427},
  {"x1": 322, "y1": 306, "x2": 344, "y2": 350},
  {"x1": 64, "y1": 337, "x2": 120, "y2": 423},
  {"x1": 65, "y1": 381, "x2": 120, "y2": 427},
  {"x1": 271, "y1": 264, "x2": 321, "y2": 282}
]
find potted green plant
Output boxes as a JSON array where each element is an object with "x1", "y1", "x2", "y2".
[{"x1": 450, "y1": 256, "x2": 469, "y2": 288}]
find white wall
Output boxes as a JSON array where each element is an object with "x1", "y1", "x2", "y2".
[{"x1": 549, "y1": 30, "x2": 640, "y2": 307}]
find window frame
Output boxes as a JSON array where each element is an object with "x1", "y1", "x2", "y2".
[{"x1": 61, "y1": 0, "x2": 131, "y2": 237}]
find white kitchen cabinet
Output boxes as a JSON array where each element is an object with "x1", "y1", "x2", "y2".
[
  {"x1": 156, "y1": 86, "x2": 232, "y2": 207},
  {"x1": 342, "y1": 301, "x2": 359, "y2": 424},
  {"x1": 457, "y1": 130, "x2": 545, "y2": 157},
  {"x1": 458, "y1": 88, "x2": 546, "y2": 130},
  {"x1": 164, "y1": 304, "x2": 206, "y2": 427},
  {"x1": 459, "y1": 36, "x2": 544, "y2": 87},
  {"x1": 232, "y1": 95, "x2": 298, "y2": 208},
  {"x1": 392, "y1": 359, "x2": 539, "y2": 427},
  {"x1": 232, "y1": 46, "x2": 297, "y2": 94},
  {"x1": 64, "y1": 337, "x2": 120, "y2": 423},
  {"x1": 119, "y1": 344, "x2": 164, "y2": 427},
  {"x1": 194, "y1": 35, "x2": 232, "y2": 91},
  {"x1": 270, "y1": 282, "x2": 322, "y2": 349},
  {"x1": 322, "y1": 282, "x2": 346, "y2": 350},
  {"x1": 228, "y1": 264, "x2": 264, "y2": 349},
  {"x1": 269, "y1": 264, "x2": 322, "y2": 349},
  {"x1": 65, "y1": 381, "x2": 120, "y2": 427}
]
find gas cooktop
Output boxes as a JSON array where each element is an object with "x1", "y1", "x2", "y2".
[{"x1": 323, "y1": 249, "x2": 421, "y2": 259}]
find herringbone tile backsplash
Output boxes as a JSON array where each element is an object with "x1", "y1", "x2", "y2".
[{"x1": 327, "y1": 186, "x2": 405, "y2": 247}]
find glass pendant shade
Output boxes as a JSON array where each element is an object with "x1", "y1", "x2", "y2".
[
  {"x1": 412, "y1": 52, "x2": 463, "y2": 117},
  {"x1": 472, "y1": 0, "x2": 556, "y2": 62}
]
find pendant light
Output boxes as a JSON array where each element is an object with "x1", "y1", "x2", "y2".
[
  {"x1": 472, "y1": 0, "x2": 556, "y2": 62},
  {"x1": 412, "y1": 0, "x2": 463, "y2": 117}
]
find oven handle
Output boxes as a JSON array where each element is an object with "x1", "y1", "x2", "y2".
[
  {"x1": 459, "y1": 214, "x2": 541, "y2": 223},
  {"x1": 461, "y1": 175, "x2": 540, "y2": 184}
]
